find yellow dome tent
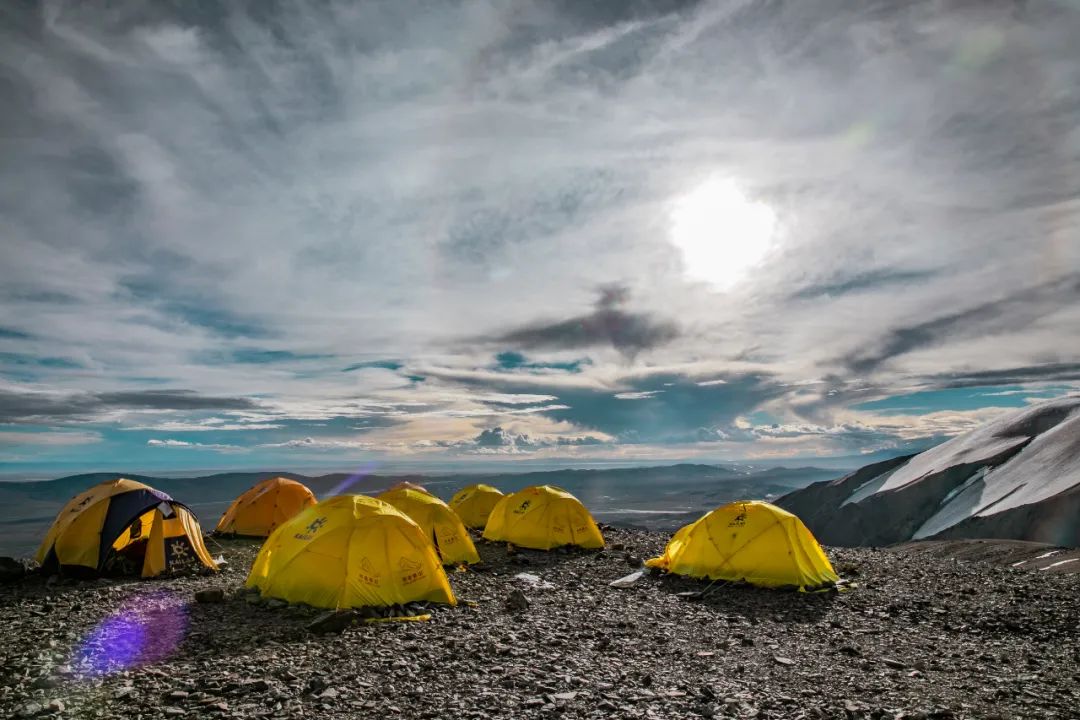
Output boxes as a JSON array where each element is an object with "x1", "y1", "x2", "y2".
[
  {"x1": 483, "y1": 485, "x2": 604, "y2": 550},
  {"x1": 646, "y1": 500, "x2": 838, "y2": 591},
  {"x1": 246, "y1": 495, "x2": 456, "y2": 609},
  {"x1": 385, "y1": 481, "x2": 430, "y2": 495},
  {"x1": 36, "y1": 478, "x2": 218, "y2": 578},
  {"x1": 216, "y1": 476, "x2": 317, "y2": 537},
  {"x1": 448, "y1": 483, "x2": 504, "y2": 529},
  {"x1": 378, "y1": 487, "x2": 480, "y2": 565}
]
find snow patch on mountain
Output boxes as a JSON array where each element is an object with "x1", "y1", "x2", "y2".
[{"x1": 778, "y1": 395, "x2": 1080, "y2": 547}]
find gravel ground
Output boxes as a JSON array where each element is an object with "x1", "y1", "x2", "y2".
[{"x1": 2, "y1": 527, "x2": 1078, "y2": 720}]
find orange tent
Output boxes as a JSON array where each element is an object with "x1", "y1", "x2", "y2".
[{"x1": 216, "y1": 477, "x2": 317, "y2": 537}]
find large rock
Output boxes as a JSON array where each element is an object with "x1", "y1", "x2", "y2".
[
  {"x1": 307, "y1": 611, "x2": 357, "y2": 634},
  {"x1": 0, "y1": 556, "x2": 36, "y2": 583},
  {"x1": 778, "y1": 397, "x2": 1080, "y2": 547}
]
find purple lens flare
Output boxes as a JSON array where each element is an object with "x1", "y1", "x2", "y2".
[
  {"x1": 326, "y1": 461, "x2": 378, "y2": 497},
  {"x1": 74, "y1": 591, "x2": 189, "y2": 677}
]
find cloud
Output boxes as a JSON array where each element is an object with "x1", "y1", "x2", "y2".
[
  {"x1": 614, "y1": 390, "x2": 662, "y2": 400},
  {"x1": 844, "y1": 275, "x2": 1080, "y2": 374},
  {"x1": 146, "y1": 438, "x2": 244, "y2": 452},
  {"x1": 439, "y1": 425, "x2": 608, "y2": 454},
  {"x1": 0, "y1": 327, "x2": 33, "y2": 340},
  {"x1": 482, "y1": 286, "x2": 679, "y2": 358},
  {"x1": 342, "y1": 360, "x2": 403, "y2": 372},
  {"x1": 788, "y1": 269, "x2": 938, "y2": 301},
  {"x1": 933, "y1": 363, "x2": 1080, "y2": 388},
  {"x1": 0, "y1": 387, "x2": 259, "y2": 424},
  {"x1": 0, "y1": 429, "x2": 102, "y2": 446},
  {"x1": 1, "y1": 1, "x2": 1078, "y2": 469},
  {"x1": 259, "y1": 437, "x2": 370, "y2": 450},
  {"x1": 125, "y1": 418, "x2": 283, "y2": 432}
]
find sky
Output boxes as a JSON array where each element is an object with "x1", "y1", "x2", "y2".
[{"x1": 1, "y1": 0, "x2": 1079, "y2": 477}]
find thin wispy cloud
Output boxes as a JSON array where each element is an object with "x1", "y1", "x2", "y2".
[{"x1": 0, "y1": 0, "x2": 1077, "y2": 471}]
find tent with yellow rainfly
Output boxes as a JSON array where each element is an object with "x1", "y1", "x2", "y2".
[
  {"x1": 483, "y1": 485, "x2": 604, "y2": 550},
  {"x1": 247, "y1": 495, "x2": 456, "y2": 609},
  {"x1": 378, "y1": 487, "x2": 480, "y2": 565},
  {"x1": 448, "y1": 483, "x2": 504, "y2": 529},
  {"x1": 36, "y1": 478, "x2": 218, "y2": 578},
  {"x1": 216, "y1": 476, "x2": 317, "y2": 537},
  {"x1": 385, "y1": 481, "x2": 430, "y2": 495},
  {"x1": 646, "y1": 500, "x2": 838, "y2": 591}
]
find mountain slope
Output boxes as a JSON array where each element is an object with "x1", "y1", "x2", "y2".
[{"x1": 778, "y1": 396, "x2": 1080, "y2": 547}]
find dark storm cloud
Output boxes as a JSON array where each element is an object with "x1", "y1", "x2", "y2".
[
  {"x1": 0, "y1": 388, "x2": 258, "y2": 424},
  {"x1": 484, "y1": 286, "x2": 679, "y2": 357},
  {"x1": 845, "y1": 274, "x2": 1080, "y2": 374}
]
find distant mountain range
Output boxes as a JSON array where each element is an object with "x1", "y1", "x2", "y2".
[
  {"x1": 0, "y1": 463, "x2": 838, "y2": 557},
  {"x1": 778, "y1": 396, "x2": 1080, "y2": 548}
]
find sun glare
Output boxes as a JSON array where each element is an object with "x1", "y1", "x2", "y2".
[{"x1": 669, "y1": 176, "x2": 777, "y2": 291}]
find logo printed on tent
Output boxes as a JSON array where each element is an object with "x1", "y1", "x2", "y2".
[
  {"x1": 165, "y1": 539, "x2": 198, "y2": 571},
  {"x1": 399, "y1": 556, "x2": 426, "y2": 585},
  {"x1": 294, "y1": 516, "x2": 328, "y2": 540},
  {"x1": 514, "y1": 500, "x2": 531, "y2": 514},
  {"x1": 358, "y1": 557, "x2": 381, "y2": 586}
]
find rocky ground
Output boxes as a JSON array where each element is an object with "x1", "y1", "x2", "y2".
[{"x1": 2, "y1": 528, "x2": 1078, "y2": 720}]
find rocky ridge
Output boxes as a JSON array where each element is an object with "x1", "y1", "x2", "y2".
[
  {"x1": 2, "y1": 529, "x2": 1078, "y2": 719},
  {"x1": 778, "y1": 396, "x2": 1080, "y2": 547}
]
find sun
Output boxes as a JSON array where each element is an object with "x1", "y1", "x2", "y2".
[{"x1": 669, "y1": 176, "x2": 778, "y2": 290}]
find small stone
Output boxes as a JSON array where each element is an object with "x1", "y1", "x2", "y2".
[
  {"x1": 844, "y1": 699, "x2": 867, "y2": 713},
  {"x1": 881, "y1": 658, "x2": 907, "y2": 670},
  {"x1": 552, "y1": 692, "x2": 577, "y2": 701},
  {"x1": 47, "y1": 700, "x2": 65, "y2": 714},
  {"x1": 774, "y1": 656, "x2": 796, "y2": 666},
  {"x1": 18, "y1": 703, "x2": 42, "y2": 718},
  {"x1": 319, "y1": 688, "x2": 339, "y2": 699},
  {"x1": 505, "y1": 589, "x2": 529, "y2": 612},
  {"x1": 163, "y1": 708, "x2": 186, "y2": 717},
  {"x1": 265, "y1": 598, "x2": 289, "y2": 610}
]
